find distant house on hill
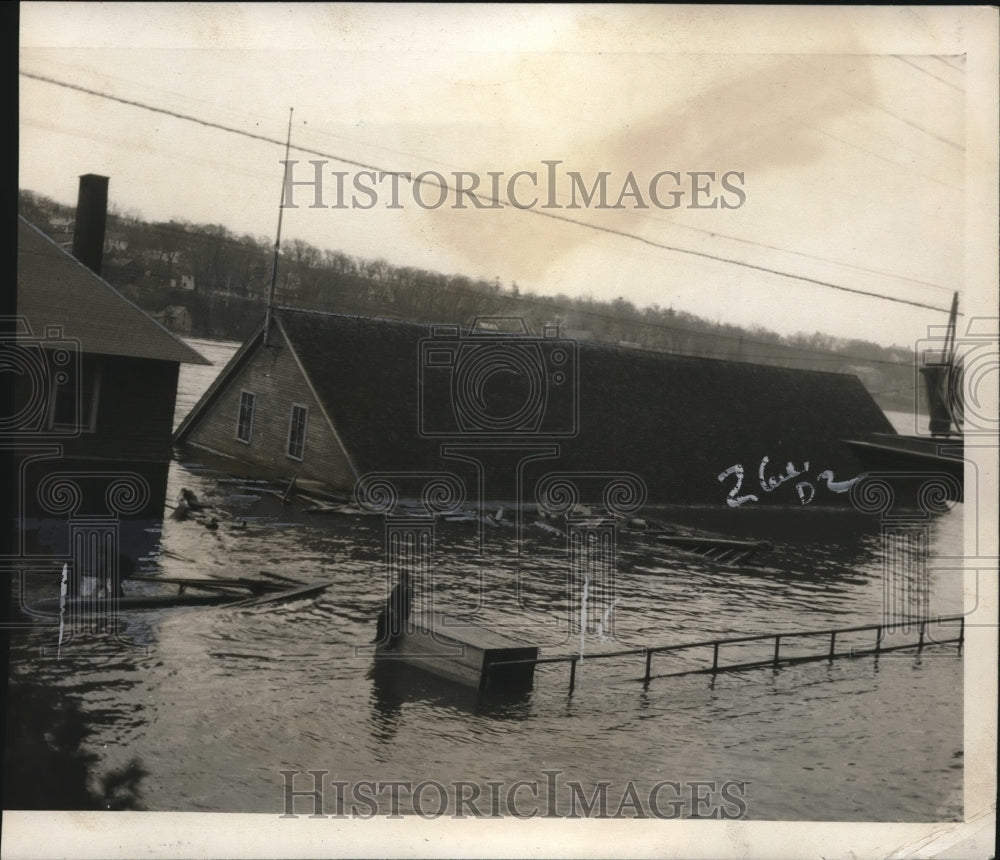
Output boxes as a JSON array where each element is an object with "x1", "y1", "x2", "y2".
[
  {"x1": 104, "y1": 231, "x2": 129, "y2": 254},
  {"x1": 150, "y1": 305, "x2": 194, "y2": 335},
  {"x1": 174, "y1": 308, "x2": 895, "y2": 508},
  {"x1": 14, "y1": 177, "x2": 209, "y2": 579}
]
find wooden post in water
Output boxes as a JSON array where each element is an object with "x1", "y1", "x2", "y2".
[
  {"x1": 773, "y1": 635, "x2": 781, "y2": 665},
  {"x1": 569, "y1": 657, "x2": 578, "y2": 694},
  {"x1": 875, "y1": 626, "x2": 882, "y2": 654},
  {"x1": 712, "y1": 642, "x2": 720, "y2": 673},
  {"x1": 644, "y1": 649, "x2": 652, "y2": 684},
  {"x1": 829, "y1": 631, "x2": 836, "y2": 660},
  {"x1": 918, "y1": 620, "x2": 925, "y2": 651}
]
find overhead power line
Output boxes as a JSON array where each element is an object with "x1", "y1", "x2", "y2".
[{"x1": 22, "y1": 70, "x2": 957, "y2": 314}]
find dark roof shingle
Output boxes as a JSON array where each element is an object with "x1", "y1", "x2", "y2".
[{"x1": 17, "y1": 217, "x2": 208, "y2": 365}]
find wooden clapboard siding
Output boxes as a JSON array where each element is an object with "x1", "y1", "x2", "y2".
[{"x1": 183, "y1": 326, "x2": 356, "y2": 488}]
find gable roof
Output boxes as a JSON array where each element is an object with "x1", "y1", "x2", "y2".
[
  {"x1": 275, "y1": 309, "x2": 442, "y2": 474},
  {"x1": 174, "y1": 320, "x2": 267, "y2": 441},
  {"x1": 274, "y1": 308, "x2": 896, "y2": 483},
  {"x1": 174, "y1": 307, "x2": 896, "y2": 503},
  {"x1": 17, "y1": 217, "x2": 209, "y2": 365}
]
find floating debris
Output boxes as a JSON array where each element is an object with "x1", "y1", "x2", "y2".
[
  {"x1": 440, "y1": 511, "x2": 480, "y2": 524},
  {"x1": 225, "y1": 493, "x2": 262, "y2": 504},
  {"x1": 532, "y1": 521, "x2": 564, "y2": 537},
  {"x1": 305, "y1": 502, "x2": 380, "y2": 516}
]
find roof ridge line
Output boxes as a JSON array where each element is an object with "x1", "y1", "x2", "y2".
[{"x1": 276, "y1": 306, "x2": 430, "y2": 330}]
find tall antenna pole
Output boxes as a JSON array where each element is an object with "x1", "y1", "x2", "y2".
[
  {"x1": 264, "y1": 107, "x2": 294, "y2": 347},
  {"x1": 943, "y1": 290, "x2": 959, "y2": 367}
]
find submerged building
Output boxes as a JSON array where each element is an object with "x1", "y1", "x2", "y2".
[
  {"x1": 174, "y1": 307, "x2": 895, "y2": 508},
  {"x1": 12, "y1": 175, "x2": 208, "y2": 591}
]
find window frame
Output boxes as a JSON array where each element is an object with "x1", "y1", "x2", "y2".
[
  {"x1": 286, "y1": 403, "x2": 308, "y2": 461},
  {"x1": 236, "y1": 390, "x2": 256, "y2": 444},
  {"x1": 47, "y1": 354, "x2": 101, "y2": 434}
]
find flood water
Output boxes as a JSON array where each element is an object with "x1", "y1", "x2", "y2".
[{"x1": 6, "y1": 337, "x2": 965, "y2": 820}]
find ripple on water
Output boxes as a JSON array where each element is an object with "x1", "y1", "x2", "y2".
[{"x1": 7, "y1": 415, "x2": 965, "y2": 818}]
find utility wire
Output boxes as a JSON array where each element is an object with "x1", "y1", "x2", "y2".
[
  {"x1": 788, "y1": 56, "x2": 964, "y2": 152},
  {"x1": 22, "y1": 70, "x2": 957, "y2": 314},
  {"x1": 30, "y1": 184, "x2": 961, "y2": 300}
]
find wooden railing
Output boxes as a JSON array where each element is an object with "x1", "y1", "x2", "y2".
[{"x1": 486, "y1": 614, "x2": 965, "y2": 694}]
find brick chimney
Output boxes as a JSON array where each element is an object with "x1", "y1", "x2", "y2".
[{"x1": 71, "y1": 174, "x2": 109, "y2": 276}]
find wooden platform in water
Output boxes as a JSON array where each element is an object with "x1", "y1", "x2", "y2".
[{"x1": 375, "y1": 611, "x2": 538, "y2": 693}]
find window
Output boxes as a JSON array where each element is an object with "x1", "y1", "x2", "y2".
[
  {"x1": 287, "y1": 404, "x2": 308, "y2": 460},
  {"x1": 48, "y1": 355, "x2": 101, "y2": 433},
  {"x1": 236, "y1": 391, "x2": 255, "y2": 443}
]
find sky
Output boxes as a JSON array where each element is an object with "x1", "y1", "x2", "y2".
[{"x1": 18, "y1": 4, "x2": 999, "y2": 348}]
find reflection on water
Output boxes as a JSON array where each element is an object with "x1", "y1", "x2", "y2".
[
  {"x1": 4, "y1": 339, "x2": 964, "y2": 820},
  {"x1": 6, "y1": 665, "x2": 148, "y2": 810}
]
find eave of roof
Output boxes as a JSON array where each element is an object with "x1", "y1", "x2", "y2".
[{"x1": 17, "y1": 216, "x2": 210, "y2": 366}]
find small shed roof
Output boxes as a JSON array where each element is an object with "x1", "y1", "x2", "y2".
[{"x1": 17, "y1": 217, "x2": 209, "y2": 365}]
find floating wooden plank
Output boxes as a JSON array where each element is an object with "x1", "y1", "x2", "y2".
[
  {"x1": 23, "y1": 580, "x2": 332, "y2": 619},
  {"x1": 655, "y1": 534, "x2": 771, "y2": 562},
  {"x1": 129, "y1": 575, "x2": 285, "y2": 595},
  {"x1": 304, "y1": 502, "x2": 380, "y2": 516},
  {"x1": 22, "y1": 592, "x2": 243, "y2": 617},
  {"x1": 375, "y1": 611, "x2": 538, "y2": 693},
  {"x1": 225, "y1": 580, "x2": 333, "y2": 609},
  {"x1": 281, "y1": 472, "x2": 299, "y2": 503}
]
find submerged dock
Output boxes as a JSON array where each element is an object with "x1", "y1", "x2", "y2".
[{"x1": 375, "y1": 611, "x2": 539, "y2": 693}]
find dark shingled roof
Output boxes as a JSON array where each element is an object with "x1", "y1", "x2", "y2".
[
  {"x1": 274, "y1": 308, "x2": 895, "y2": 505},
  {"x1": 17, "y1": 217, "x2": 209, "y2": 365}
]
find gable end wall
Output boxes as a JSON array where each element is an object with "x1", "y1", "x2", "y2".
[{"x1": 182, "y1": 328, "x2": 355, "y2": 489}]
